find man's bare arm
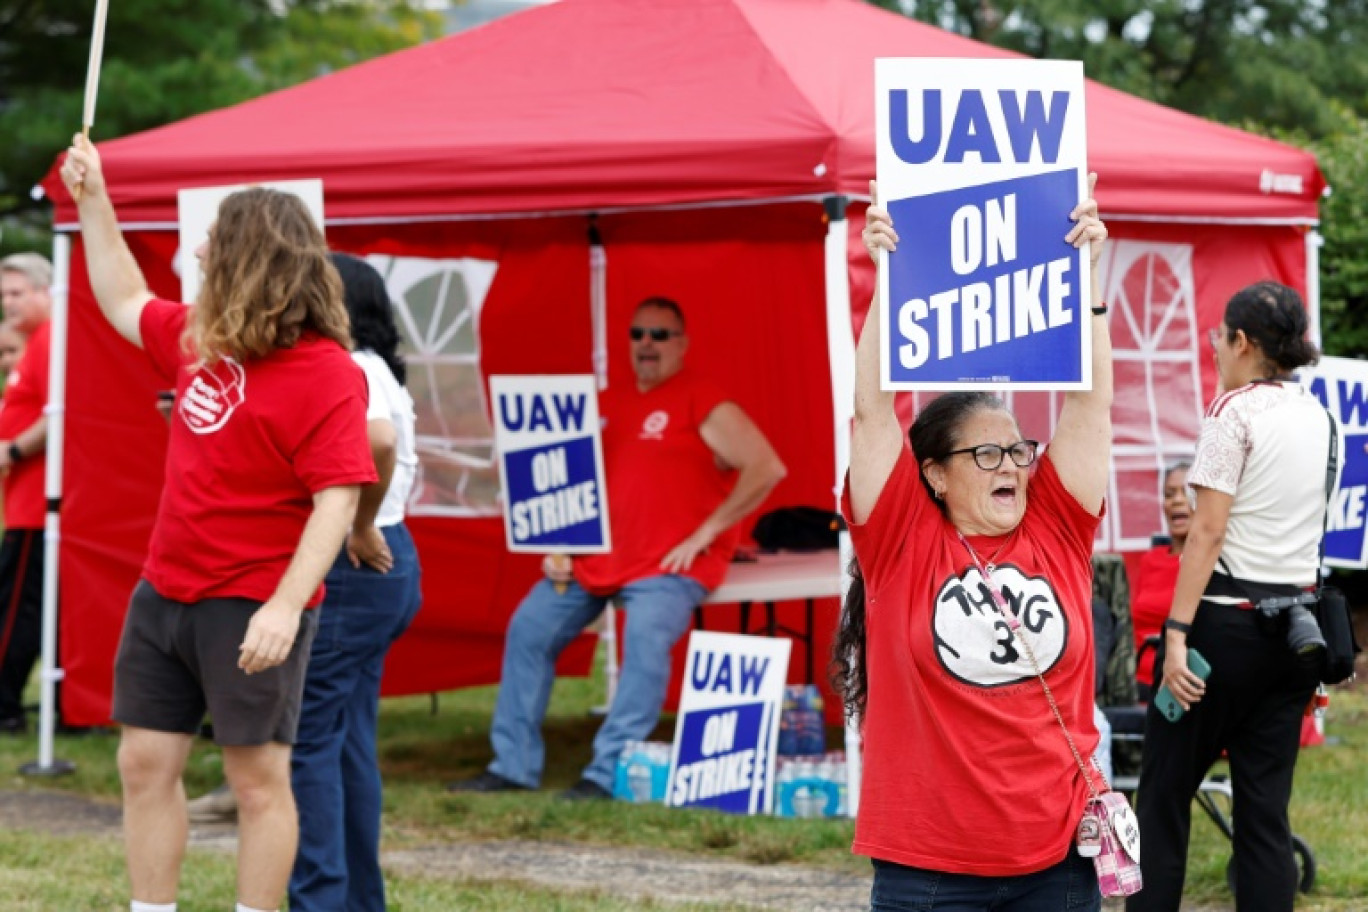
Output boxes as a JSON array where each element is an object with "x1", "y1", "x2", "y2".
[
  {"x1": 58, "y1": 135, "x2": 153, "y2": 347},
  {"x1": 660, "y1": 402, "x2": 786, "y2": 573},
  {"x1": 238, "y1": 485, "x2": 360, "y2": 674}
]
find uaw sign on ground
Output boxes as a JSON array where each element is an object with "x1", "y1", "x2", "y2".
[
  {"x1": 667, "y1": 632, "x2": 790, "y2": 815},
  {"x1": 874, "y1": 59, "x2": 1091, "y2": 390},
  {"x1": 1302, "y1": 356, "x2": 1368, "y2": 568},
  {"x1": 491, "y1": 375, "x2": 610, "y2": 553}
]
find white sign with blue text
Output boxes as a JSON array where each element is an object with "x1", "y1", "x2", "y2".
[
  {"x1": 874, "y1": 58, "x2": 1091, "y2": 390},
  {"x1": 1300, "y1": 356, "x2": 1368, "y2": 569},
  {"x1": 668, "y1": 632, "x2": 791, "y2": 816},
  {"x1": 490, "y1": 375, "x2": 611, "y2": 554}
]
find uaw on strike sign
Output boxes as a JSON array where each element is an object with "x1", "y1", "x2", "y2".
[
  {"x1": 1302, "y1": 356, "x2": 1368, "y2": 569},
  {"x1": 490, "y1": 375, "x2": 610, "y2": 553},
  {"x1": 875, "y1": 59, "x2": 1091, "y2": 390},
  {"x1": 667, "y1": 632, "x2": 790, "y2": 815}
]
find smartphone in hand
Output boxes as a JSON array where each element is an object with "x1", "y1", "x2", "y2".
[{"x1": 1153, "y1": 647, "x2": 1212, "y2": 723}]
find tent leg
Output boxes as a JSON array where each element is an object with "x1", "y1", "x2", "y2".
[
  {"x1": 22, "y1": 231, "x2": 74, "y2": 778},
  {"x1": 822, "y1": 196, "x2": 859, "y2": 817}
]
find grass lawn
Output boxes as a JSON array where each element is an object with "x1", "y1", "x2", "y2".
[{"x1": 0, "y1": 651, "x2": 1364, "y2": 910}]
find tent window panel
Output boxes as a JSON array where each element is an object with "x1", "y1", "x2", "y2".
[{"x1": 368, "y1": 255, "x2": 501, "y2": 517}]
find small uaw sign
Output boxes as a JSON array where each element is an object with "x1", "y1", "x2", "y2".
[
  {"x1": 490, "y1": 375, "x2": 610, "y2": 553},
  {"x1": 874, "y1": 58, "x2": 1091, "y2": 390},
  {"x1": 1301, "y1": 356, "x2": 1368, "y2": 568},
  {"x1": 667, "y1": 632, "x2": 790, "y2": 815}
]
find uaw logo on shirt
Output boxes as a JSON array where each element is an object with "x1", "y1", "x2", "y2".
[
  {"x1": 932, "y1": 564, "x2": 1067, "y2": 687},
  {"x1": 180, "y1": 358, "x2": 246, "y2": 434},
  {"x1": 639, "y1": 410, "x2": 670, "y2": 441}
]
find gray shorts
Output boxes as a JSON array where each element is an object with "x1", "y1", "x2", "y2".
[{"x1": 112, "y1": 579, "x2": 319, "y2": 746}]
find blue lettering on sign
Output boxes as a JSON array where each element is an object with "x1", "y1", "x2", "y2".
[
  {"x1": 690, "y1": 651, "x2": 771, "y2": 696},
  {"x1": 886, "y1": 169, "x2": 1082, "y2": 384},
  {"x1": 1338, "y1": 380, "x2": 1368, "y2": 428},
  {"x1": 1307, "y1": 376, "x2": 1329, "y2": 409},
  {"x1": 1326, "y1": 432, "x2": 1368, "y2": 564},
  {"x1": 504, "y1": 436, "x2": 604, "y2": 546},
  {"x1": 889, "y1": 89, "x2": 1071, "y2": 165},
  {"x1": 497, "y1": 392, "x2": 590, "y2": 433},
  {"x1": 670, "y1": 702, "x2": 767, "y2": 813}
]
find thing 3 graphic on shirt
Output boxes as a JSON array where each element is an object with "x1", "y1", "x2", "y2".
[
  {"x1": 933, "y1": 563, "x2": 1067, "y2": 687},
  {"x1": 180, "y1": 358, "x2": 246, "y2": 434}
]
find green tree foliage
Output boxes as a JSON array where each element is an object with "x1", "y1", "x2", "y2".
[
  {"x1": 0, "y1": 0, "x2": 441, "y2": 253},
  {"x1": 1304, "y1": 116, "x2": 1368, "y2": 358}
]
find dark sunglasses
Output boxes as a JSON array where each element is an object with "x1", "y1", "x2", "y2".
[
  {"x1": 946, "y1": 440, "x2": 1040, "y2": 471},
  {"x1": 629, "y1": 327, "x2": 682, "y2": 342}
]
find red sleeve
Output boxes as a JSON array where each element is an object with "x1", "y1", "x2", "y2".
[
  {"x1": 27, "y1": 329, "x2": 49, "y2": 404},
  {"x1": 690, "y1": 376, "x2": 730, "y2": 426},
  {"x1": 840, "y1": 443, "x2": 932, "y2": 581},
  {"x1": 289, "y1": 357, "x2": 378, "y2": 493},
  {"x1": 138, "y1": 298, "x2": 189, "y2": 384},
  {"x1": 1023, "y1": 453, "x2": 1103, "y2": 561}
]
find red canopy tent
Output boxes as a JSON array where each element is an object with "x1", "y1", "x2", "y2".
[{"x1": 43, "y1": 0, "x2": 1323, "y2": 725}]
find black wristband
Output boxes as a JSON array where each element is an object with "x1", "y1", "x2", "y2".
[
  {"x1": 1164, "y1": 618, "x2": 1192, "y2": 635},
  {"x1": 1091, "y1": 304, "x2": 1108, "y2": 315},
  {"x1": 7, "y1": 443, "x2": 21, "y2": 464}
]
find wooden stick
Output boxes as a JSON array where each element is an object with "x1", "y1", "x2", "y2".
[{"x1": 74, "y1": 0, "x2": 111, "y2": 202}]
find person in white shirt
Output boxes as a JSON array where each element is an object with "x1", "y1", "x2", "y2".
[
  {"x1": 1130, "y1": 281, "x2": 1329, "y2": 912},
  {"x1": 289, "y1": 253, "x2": 423, "y2": 912}
]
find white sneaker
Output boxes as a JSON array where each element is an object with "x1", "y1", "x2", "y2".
[{"x1": 186, "y1": 784, "x2": 237, "y2": 823}]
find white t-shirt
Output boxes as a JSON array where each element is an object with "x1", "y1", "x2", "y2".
[
  {"x1": 354, "y1": 349, "x2": 418, "y2": 528},
  {"x1": 1187, "y1": 380, "x2": 1335, "y2": 589}
]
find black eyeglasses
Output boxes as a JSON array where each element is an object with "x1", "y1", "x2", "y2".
[
  {"x1": 629, "y1": 327, "x2": 682, "y2": 342},
  {"x1": 946, "y1": 440, "x2": 1040, "y2": 471}
]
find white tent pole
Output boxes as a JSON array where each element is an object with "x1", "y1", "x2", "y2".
[
  {"x1": 587, "y1": 217, "x2": 618, "y2": 714},
  {"x1": 821, "y1": 196, "x2": 860, "y2": 817},
  {"x1": 1306, "y1": 228, "x2": 1324, "y2": 349},
  {"x1": 23, "y1": 231, "x2": 75, "y2": 777}
]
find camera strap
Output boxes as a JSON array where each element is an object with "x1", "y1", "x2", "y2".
[
  {"x1": 1317, "y1": 406, "x2": 1339, "y2": 576},
  {"x1": 957, "y1": 532, "x2": 1106, "y2": 801}
]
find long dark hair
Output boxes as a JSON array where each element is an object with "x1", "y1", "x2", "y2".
[
  {"x1": 330, "y1": 253, "x2": 406, "y2": 385},
  {"x1": 829, "y1": 392, "x2": 1008, "y2": 723},
  {"x1": 1221, "y1": 281, "x2": 1319, "y2": 375}
]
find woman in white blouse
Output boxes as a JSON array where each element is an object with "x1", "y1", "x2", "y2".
[{"x1": 1130, "y1": 281, "x2": 1328, "y2": 912}]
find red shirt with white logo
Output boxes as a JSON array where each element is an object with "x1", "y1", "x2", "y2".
[
  {"x1": 0, "y1": 320, "x2": 49, "y2": 529},
  {"x1": 139, "y1": 299, "x2": 376, "y2": 606},
  {"x1": 574, "y1": 369, "x2": 736, "y2": 595},
  {"x1": 842, "y1": 445, "x2": 1101, "y2": 876}
]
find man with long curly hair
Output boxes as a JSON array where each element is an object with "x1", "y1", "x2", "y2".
[{"x1": 60, "y1": 135, "x2": 377, "y2": 912}]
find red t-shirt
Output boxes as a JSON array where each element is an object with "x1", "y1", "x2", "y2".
[
  {"x1": 139, "y1": 299, "x2": 376, "y2": 606},
  {"x1": 842, "y1": 445, "x2": 1101, "y2": 876},
  {"x1": 574, "y1": 369, "x2": 738, "y2": 595},
  {"x1": 1130, "y1": 544, "x2": 1180, "y2": 688},
  {"x1": 0, "y1": 320, "x2": 50, "y2": 529}
]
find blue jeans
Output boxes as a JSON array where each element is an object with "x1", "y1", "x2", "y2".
[
  {"x1": 289, "y1": 523, "x2": 423, "y2": 912},
  {"x1": 871, "y1": 850, "x2": 1101, "y2": 912},
  {"x1": 489, "y1": 574, "x2": 707, "y2": 790}
]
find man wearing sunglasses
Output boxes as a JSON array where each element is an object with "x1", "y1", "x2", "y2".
[{"x1": 452, "y1": 296, "x2": 786, "y2": 800}]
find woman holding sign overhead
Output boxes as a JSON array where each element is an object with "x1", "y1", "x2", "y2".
[{"x1": 833, "y1": 177, "x2": 1112, "y2": 910}]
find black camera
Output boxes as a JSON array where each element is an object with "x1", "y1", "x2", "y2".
[{"x1": 1256, "y1": 594, "x2": 1325, "y2": 661}]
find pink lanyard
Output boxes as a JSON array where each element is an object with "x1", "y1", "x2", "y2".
[
  {"x1": 956, "y1": 530, "x2": 1107, "y2": 796},
  {"x1": 955, "y1": 531, "x2": 1019, "y2": 630}
]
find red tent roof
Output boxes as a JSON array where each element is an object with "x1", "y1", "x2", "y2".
[{"x1": 45, "y1": 0, "x2": 1324, "y2": 224}]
